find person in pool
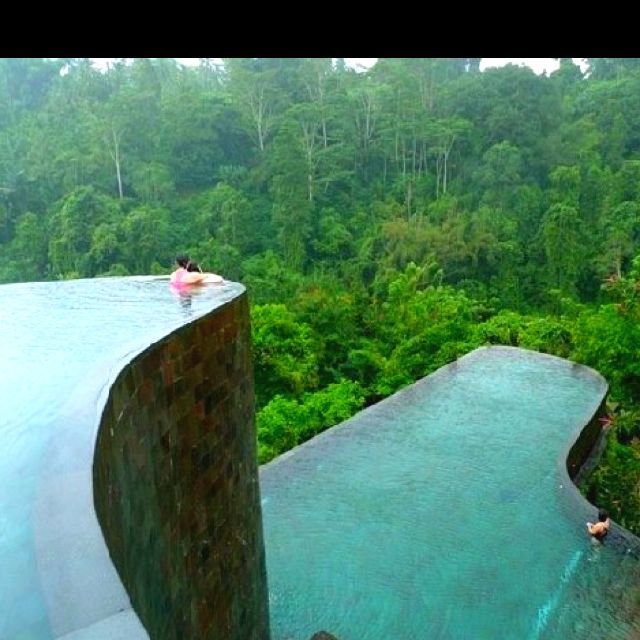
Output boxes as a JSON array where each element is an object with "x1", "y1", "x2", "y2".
[
  {"x1": 181, "y1": 256, "x2": 203, "y2": 273},
  {"x1": 170, "y1": 255, "x2": 223, "y2": 286},
  {"x1": 587, "y1": 508, "x2": 611, "y2": 542}
]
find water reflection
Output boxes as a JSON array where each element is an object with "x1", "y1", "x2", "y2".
[
  {"x1": 169, "y1": 285, "x2": 212, "y2": 316},
  {"x1": 179, "y1": 295, "x2": 193, "y2": 314},
  {"x1": 170, "y1": 287, "x2": 194, "y2": 315},
  {"x1": 170, "y1": 282, "x2": 227, "y2": 317}
]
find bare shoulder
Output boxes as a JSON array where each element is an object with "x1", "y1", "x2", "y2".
[{"x1": 183, "y1": 272, "x2": 207, "y2": 284}]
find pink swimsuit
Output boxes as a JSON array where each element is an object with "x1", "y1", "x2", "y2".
[{"x1": 170, "y1": 268, "x2": 189, "y2": 290}]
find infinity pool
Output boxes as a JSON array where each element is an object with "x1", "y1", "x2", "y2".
[
  {"x1": 260, "y1": 347, "x2": 640, "y2": 639},
  {"x1": 0, "y1": 277, "x2": 243, "y2": 639}
]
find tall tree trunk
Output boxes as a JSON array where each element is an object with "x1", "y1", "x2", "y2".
[
  {"x1": 395, "y1": 131, "x2": 399, "y2": 168},
  {"x1": 108, "y1": 126, "x2": 123, "y2": 200},
  {"x1": 402, "y1": 139, "x2": 407, "y2": 178},
  {"x1": 249, "y1": 86, "x2": 268, "y2": 152},
  {"x1": 442, "y1": 135, "x2": 456, "y2": 195},
  {"x1": 412, "y1": 136, "x2": 417, "y2": 177},
  {"x1": 383, "y1": 155, "x2": 387, "y2": 191},
  {"x1": 443, "y1": 147, "x2": 448, "y2": 195}
]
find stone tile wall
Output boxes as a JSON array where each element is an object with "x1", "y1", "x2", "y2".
[
  {"x1": 566, "y1": 397, "x2": 607, "y2": 481},
  {"x1": 93, "y1": 292, "x2": 270, "y2": 640}
]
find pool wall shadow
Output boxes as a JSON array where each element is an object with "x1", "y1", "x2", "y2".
[
  {"x1": 91, "y1": 289, "x2": 270, "y2": 639},
  {"x1": 565, "y1": 386, "x2": 607, "y2": 482},
  {"x1": 559, "y1": 359, "x2": 639, "y2": 550}
]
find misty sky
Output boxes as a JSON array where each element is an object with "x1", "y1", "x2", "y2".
[{"x1": 90, "y1": 58, "x2": 588, "y2": 76}]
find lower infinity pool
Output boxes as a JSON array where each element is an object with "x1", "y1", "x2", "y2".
[{"x1": 260, "y1": 347, "x2": 640, "y2": 639}]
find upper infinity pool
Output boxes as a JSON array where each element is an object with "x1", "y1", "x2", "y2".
[
  {"x1": 260, "y1": 347, "x2": 640, "y2": 639},
  {"x1": 0, "y1": 277, "x2": 243, "y2": 639}
]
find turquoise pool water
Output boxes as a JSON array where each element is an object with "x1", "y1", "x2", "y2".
[
  {"x1": 0, "y1": 277, "x2": 242, "y2": 639},
  {"x1": 260, "y1": 347, "x2": 640, "y2": 639}
]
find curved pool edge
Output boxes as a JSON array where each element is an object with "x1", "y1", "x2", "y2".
[{"x1": 31, "y1": 282, "x2": 270, "y2": 639}]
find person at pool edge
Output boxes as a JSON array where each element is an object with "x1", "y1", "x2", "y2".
[
  {"x1": 586, "y1": 508, "x2": 611, "y2": 542},
  {"x1": 170, "y1": 255, "x2": 223, "y2": 286}
]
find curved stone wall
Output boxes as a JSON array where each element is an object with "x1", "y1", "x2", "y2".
[
  {"x1": 93, "y1": 291, "x2": 270, "y2": 640},
  {"x1": 566, "y1": 395, "x2": 607, "y2": 481}
]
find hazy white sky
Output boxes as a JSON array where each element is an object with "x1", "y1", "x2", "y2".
[
  {"x1": 346, "y1": 58, "x2": 589, "y2": 74},
  {"x1": 91, "y1": 58, "x2": 588, "y2": 76},
  {"x1": 91, "y1": 58, "x2": 378, "y2": 71},
  {"x1": 480, "y1": 58, "x2": 588, "y2": 74}
]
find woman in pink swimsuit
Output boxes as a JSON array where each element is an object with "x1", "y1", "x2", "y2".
[{"x1": 170, "y1": 255, "x2": 223, "y2": 287}]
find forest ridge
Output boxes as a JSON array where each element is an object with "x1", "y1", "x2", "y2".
[{"x1": 1, "y1": 57, "x2": 639, "y2": 532}]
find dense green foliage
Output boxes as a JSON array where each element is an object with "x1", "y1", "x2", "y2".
[{"x1": 2, "y1": 57, "x2": 640, "y2": 532}]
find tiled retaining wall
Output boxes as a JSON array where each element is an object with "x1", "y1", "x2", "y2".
[
  {"x1": 93, "y1": 292, "x2": 270, "y2": 640},
  {"x1": 566, "y1": 397, "x2": 607, "y2": 481}
]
